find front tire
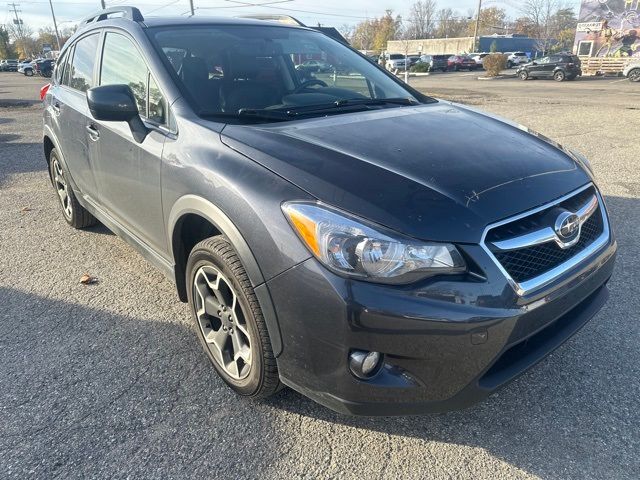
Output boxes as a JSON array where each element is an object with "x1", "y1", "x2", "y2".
[
  {"x1": 628, "y1": 68, "x2": 640, "y2": 82},
  {"x1": 25, "y1": 69, "x2": 33, "y2": 76},
  {"x1": 49, "y1": 148, "x2": 97, "y2": 228},
  {"x1": 554, "y1": 70, "x2": 566, "y2": 82},
  {"x1": 519, "y1": 70, "x2": 529, "y2": 80},
  {"x1": 186, "y1": 236, "x2": 280, "y2": 399}
]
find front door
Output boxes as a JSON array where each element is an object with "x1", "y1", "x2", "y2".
[
  {"x1": 88, "y1": 31, "x2": 169, "y2": 254},
  {"x1": 529, "y1": 56, "x2": 550, "y2": 78}
]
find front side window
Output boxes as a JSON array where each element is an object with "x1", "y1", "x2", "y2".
[
  {"x1": 100, "y1": 33, "x2": 148, "y2": 115},
  {"x1": 68, "y1": 34, "x2": 99, "y2": 92},
  {"x1": 149, "y1": 25, "x2": 426, "y2": 121}
]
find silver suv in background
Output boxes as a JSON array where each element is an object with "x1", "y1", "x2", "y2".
[
  {"x1": 385, "y1": 53, "x2": 407, "y2": 71},
  {"x1": 505, "y1": 51, "x2": 529, "y2": 68}
]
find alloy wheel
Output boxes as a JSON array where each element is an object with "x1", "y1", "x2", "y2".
[
  {"x1": 52, "y1": 158, "x2": 72, "y2": 219},
  {"x1": 192, "y1": 265, "x2": 252, "y2": 380},
  {"x1": 629, "y1": 69, "x2": 640, "y2": 82}
]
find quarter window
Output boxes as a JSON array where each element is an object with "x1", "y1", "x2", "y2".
[
  {"x1": 54, "y1": 49, "x2": 69, "y2": 84},
  {"x1": 68, "y1": 34, "x2": 100, "y2": 92}
]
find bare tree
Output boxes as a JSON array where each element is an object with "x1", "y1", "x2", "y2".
[
  {"x1": 520, "y1": 0, "x2": 560, "y2": 53},
  {"x1": 436, "y1": 8, "x2": 471, "y2": 39},
  {"x1": 406, "y1": 1, "x2": 438, "y2": 39}
]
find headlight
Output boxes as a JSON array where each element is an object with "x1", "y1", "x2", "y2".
[{"x1": 282, "y1": 202, "x2": 466, "y2": 284}]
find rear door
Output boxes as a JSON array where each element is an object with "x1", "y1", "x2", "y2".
[
  {"x1": 89, "y1": 30, "x2": 169, "y2": 253},
  {"x1": 545, "y1": 56, "x2": 562, "y2": 77},
  {"x1": 52, "y1": 32, "x2": 101, "y2": 199}
]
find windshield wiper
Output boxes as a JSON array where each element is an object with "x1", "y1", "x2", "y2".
[
  {"x1": 333, "y1": 97, "x2": 419, "y2": 107},
  {"x1": 279, "y1": 97, "x2": 420, "y2": 116},
  {"x1": 236, "y1": 108, "x2": 293, "y2": 122}
]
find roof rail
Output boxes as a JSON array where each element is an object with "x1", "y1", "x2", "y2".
[
  {"x1": 79, "y1": 6, "x2": 144, "y2": 26},
  {"x1": 236, "y1": 14, "x2": 305, "y2": 27}
]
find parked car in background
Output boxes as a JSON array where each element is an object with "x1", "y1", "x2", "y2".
[
  {"x1": 517, "y1": 54, "x2": 581, "y2": 82},
  {"x1": 35, "y1": 59, "x2": 55, "y2": 78},
  {"x1": 407, "y1": 55, "x2": 420, "y2": 67},
  {"x1": 295, "y1": 59, "x2": 333, "y2": 73},
  {"x1": 17, "y1": 59, "x2": 35, "y2": 75},
  {"x1": 447, "y1": 55, "x2": 478, "y2": 71},
  {"x1": 469, "y1": 52, "x2": 491, "y2": 69},
  {"x1": 505, "y1": 51, "x2": 529, "y2": 68},
  {"x1": 0, "y1": 59, "x2": 19, "y2": 71},
  {"x1": 417, "y1": 54, "x2": 449, "y2": 72},
  {"x1": 385, "y1": 53, "x2": 407, "y2": 70},
  {"x1": 623, "y1": 62, "x2": 640, "y2": 82}
]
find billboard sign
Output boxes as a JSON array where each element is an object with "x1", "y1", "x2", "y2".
[{"x1": 574, "y1": 0, "x2": 640, "y2": 57}]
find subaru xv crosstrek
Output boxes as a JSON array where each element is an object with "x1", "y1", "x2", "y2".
[{"x1": 42, "y1": 7, "x2": 616, "y2": 415}]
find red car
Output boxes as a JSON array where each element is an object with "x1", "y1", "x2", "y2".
[{"x1": 448, "y1": 55, "x2": 478, "y2": 71}]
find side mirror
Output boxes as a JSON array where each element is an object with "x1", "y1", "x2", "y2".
[{"x1": 86, "y1": 84, "x2": 148, "y2": 143}]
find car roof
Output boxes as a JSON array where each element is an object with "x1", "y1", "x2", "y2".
[{"x1": 141, "y1": 15, "x2": 304, "y2": 28}]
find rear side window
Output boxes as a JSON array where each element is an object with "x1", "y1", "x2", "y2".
[{"x1": 68, "y1": 34, "x2": 100, "y2": 92}]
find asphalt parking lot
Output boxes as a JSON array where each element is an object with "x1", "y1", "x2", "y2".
[{"x1": 1, "y1": 71, "x2": 639, "y2": 479}]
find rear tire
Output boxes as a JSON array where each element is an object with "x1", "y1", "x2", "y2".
[
  {"x1": 186, "y1": 236, "x2": 281, "y2": 399},
  {"x1": 49, "y1": 148, "x2": 97, "y2": 229},
  {"x1": 25, "y1": 69, "x2": 33, "y2": 77},
  {"x1": 554, "y1": 70, "x2": 566, "y2": 82}
]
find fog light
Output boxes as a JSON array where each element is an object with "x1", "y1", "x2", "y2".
[{"x1": 349, "y1": 350, "x2": 383, "y2": 379}]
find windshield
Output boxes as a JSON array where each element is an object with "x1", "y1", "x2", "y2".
[{"x1": 149, "y1": 25, "x2": 424, "y2": 120}]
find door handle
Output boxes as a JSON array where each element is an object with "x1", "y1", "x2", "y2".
[
  {"x1": 86, "y1": 124, "x2": 100, "y2": 141},
  {"x1": 52, "y1": 101, "x2": 61, "y2": 114}
]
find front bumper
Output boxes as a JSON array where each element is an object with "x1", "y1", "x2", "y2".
[{"x1": 266, "y1": 235, "x2": 616, "y2": 416}]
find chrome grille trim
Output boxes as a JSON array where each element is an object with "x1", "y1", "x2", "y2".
[
  {"x1": 491, "y1": 193, "x2": 599, "y2": 251},
  {"x1": 480, "y1": 183, "x2": 610, "y2": 297}
]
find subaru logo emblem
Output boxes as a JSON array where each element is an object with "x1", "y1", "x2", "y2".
[{"x1": 554, "y1": 211, "x2": 581, "y2": 240}]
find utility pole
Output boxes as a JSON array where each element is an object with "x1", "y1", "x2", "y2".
[
  {"x1": 47, "y1": 0, "x2": 61, "y2": 51},
  {"x1": 188, "y1": 0, "x2": 194, "y2": 16},
  {"x1": 472, "y1": 0, "x2": 482, "y2": 52},
  {"x1": 100, "y1": 0, "x2": 105, "y2": 8},
  {"x1": 8, "y1": 2, "x2": 23, "y2": 39}
]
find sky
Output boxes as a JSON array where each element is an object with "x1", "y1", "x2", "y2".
[{"x1": 4, "y1": 0, "x2": 582, "y2": 35}]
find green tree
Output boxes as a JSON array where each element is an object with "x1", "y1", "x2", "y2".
[
  {"x1": 0, "y1": 26, "x2": 15, "y2": 58},
  {"x1": 469, "y1": 7, "x2": 508, "y2": 36}
]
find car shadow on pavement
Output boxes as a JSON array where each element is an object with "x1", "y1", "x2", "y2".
[
  {"x1": 0, "y1": 286, "x2": 286, "y2": 479},
  {"x1": 0, "y1": 142, "x2": 45, "y2": 187}
]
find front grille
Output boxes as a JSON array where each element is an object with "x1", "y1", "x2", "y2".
[
  {"x1": 485, "y1": 186, "x2": 606, "y2": 284},
  {"x1": 492, "y1": 211, "x2": 603, "y2": 282}
]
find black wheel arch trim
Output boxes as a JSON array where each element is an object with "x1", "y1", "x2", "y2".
[{"x1": 168, "y1": 195, "x2": 283, "y2": 356}]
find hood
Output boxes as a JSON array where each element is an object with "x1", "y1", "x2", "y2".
[{"x1": 221, "y1": 102, "x2": 591, "y2": 243}]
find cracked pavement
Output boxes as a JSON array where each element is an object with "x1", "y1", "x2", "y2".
[{"x1": 0, "y1": 71, "x2": 639, "y2": 479}]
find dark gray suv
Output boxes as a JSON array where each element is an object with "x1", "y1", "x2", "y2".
[{"x1": 43, "y1": 7, "x2": 616, "y2": 415}]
